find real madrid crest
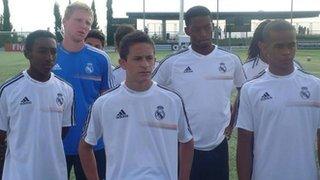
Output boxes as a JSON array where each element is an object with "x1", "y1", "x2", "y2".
[
  {"x1": 155, "y1": 106, "x2": 165, "y2": 120},
  {"x1": 85, "y1": 63, "x2": 94, "y2": 74},
  {"x1": 56, "y1": 93, "x2": 64, "y2": 106},
  {"x1": 219, "y1": 62, "x2": 227, "y2": 73},
  {"x1": 300, "y1": 86, "x2": 310, "y2": 99}
]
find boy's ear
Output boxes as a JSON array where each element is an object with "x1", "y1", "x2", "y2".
[
  {"x1": 184, "y1": 27, "x2": 190, "y2": 36},
  {"x1": 24, "y1": 50, "x2": 31, "y2": 60},
  {"x1": 258, "y1": 41, "x2": 270, "y2": 60},
  {"x1": 119, "y1": 58, "x2": 127, "y2": 70}
]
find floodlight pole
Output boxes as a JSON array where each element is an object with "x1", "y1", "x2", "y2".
[
  {"x1": 179, "y1": 0, "x2": 184, "y2": 35},
  {"x1": 216, "y1": 0, "x2": 219, "y2": 29},
  {"x1": 216, "y1": 0, "x2": 219, "y2": 45},
  {"x1": 290, "y1": 0, "x2": 293, "y2": 24},
  {"x1": 143, "y1": 0, "x2": 146, "y2": 30}
]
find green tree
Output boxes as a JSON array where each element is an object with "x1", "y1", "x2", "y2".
[
  {"x1": 91, "y1": 0, "x2": 99, "y2": 29},
  {"x1": 53, "y1": 2, "x2": 63, "y2": 42},
  {"x1": 0, "y1": 0, "x2": 12, "y2": 47},
  {"x1": 2, "y1": 0, "x2": 12, "y2": 31},
  {"x1": 0, "y1": 15, "x2": 3, "y2": 31},
  {"x1": 106, "y1": 0, "x2": 113, "y2": 45}
]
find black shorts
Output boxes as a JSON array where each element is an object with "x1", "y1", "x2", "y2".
[
  {"x1": 190, "y1": 138, "x2": 229, "y2": 180},
  {"x1": 66, "y1": 148, "x2": 106, "y2": 180}
]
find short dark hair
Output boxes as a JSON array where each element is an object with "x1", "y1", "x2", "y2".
[
  {"x1": 114, "y1": 24, "x2": 136, "y2": 50},
  {"x1": 85, "y1": 29, "x2": 105, "y2": 47},
  {"x1": 24, "y1": 30, "x2": 56, "y2": 57},
  {"x1": 262, "y1": 19, "x2": 296, "y2": 43},
  {"x1": 119, "y1": 31, "x2": 155, "y2": 60},
  {"x1": 247, "y1": 19, "x2": 271, "y2": 59},
  {"x1": 184, "y1": 6, "x2": 211, "y2": 27}
]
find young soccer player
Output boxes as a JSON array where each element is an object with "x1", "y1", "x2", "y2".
[
  {"x1": 52, "y1": 2, "x2": 114, "y2": 179},
  {"x1": 243, "y1": 19, "x2": 303, "y2": 80},
  {"x1": 237, "y1": 19, "x2": 320, "y2": 180},
  {"x1": 0, "y1": 30, "x2": 74, "y2": 180},
  {"x1": 153, "y1": 6, "x2": 246, "y2": 180},
  {"x1": 85, "y1": 29, "x2": 106, "y2": 50},
  {"x1": 79, "y1": 31, "x2": 194, "y2": 180}
]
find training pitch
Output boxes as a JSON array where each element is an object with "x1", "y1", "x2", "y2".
[{"x1": 0, "y1": 49, "x2": 319, "y2": 179}]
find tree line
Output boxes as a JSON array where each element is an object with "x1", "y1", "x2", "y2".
[{"x1": 0, "y1": 0, "x2": 113, "y2": 47}]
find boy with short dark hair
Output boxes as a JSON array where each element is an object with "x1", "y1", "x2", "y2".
[
  {"x1": 85, "y1": 29, "x2": 106, "y2": 50},
  {"x1": 0, "y1": 30, "x2": 74, "y2": 180},
  {"x1": 153, "y1": 6, "x2": 246, "y2": 180},
  {"x1": 79, "y1": 31, "x2": 194, "y2": 180}
]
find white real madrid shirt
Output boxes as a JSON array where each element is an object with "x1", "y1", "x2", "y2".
[
  {"x1": 83, "y1": 81, "x2": 192, "y2": 180},
  {"x1": 236, "y1": 68, "x2": 320, "y2": 180},
  {"x1": 153, "y1": 45, "x2": 246, "y2": 150},
  {"x1": 243, "y1": 56, "x2": 303, "y2": 80},
  {"x1": 0, "y1": 70, "x2": 74, "y2": 180}
]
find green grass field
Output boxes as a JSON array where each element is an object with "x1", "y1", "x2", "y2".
[{"x1": 0, "y1": 49, "x2": 320, "y2": 180}]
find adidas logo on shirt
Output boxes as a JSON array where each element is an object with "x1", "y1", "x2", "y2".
[
  {"x1": 183, "y1": 66, "x2": 193, "y2": 73},
  {"x1": 52, "y1": 63, "x2": 62, "y2": 70},
  {"x1": 20, "y1": 97, "x2": 31, "y2": 105},
  {"x1": 260, "y1": 92, "x2": 272, "y2": 101},
  {"x1": 116, "y1": 109, "x2": 128, "y2": 119}
]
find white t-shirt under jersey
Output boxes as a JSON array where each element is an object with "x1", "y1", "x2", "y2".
[
  {"x1": 0, "y1": 70, "x2": 74, "y2": 180},
  {"x1": 153, "y1": 45, "x2": 246, "y2": 151},
  {"x1": 84, "y1": 81, "x2": 192, "y2": 180},
  {"x1": 113, "y1": 61, "x2": 160, "y2": 85},
  {"x1": 243, "y1": 56, "x2": 303, "y2": 80},
  {"x1": 237, "y1": 68, "x2": 320, "y2": 180}
]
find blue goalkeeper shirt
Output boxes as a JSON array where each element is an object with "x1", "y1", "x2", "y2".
[{"x1": 53, "y1": 44, "x2": 114, "y2": 155}]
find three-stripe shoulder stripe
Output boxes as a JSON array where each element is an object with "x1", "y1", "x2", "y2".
[
  {"x1": 297, "y1": 68, "x2": 318, "y2": 78},
  {"x1": 81, "y1": 105, "x2": 93, "y2": 139},
  {"x1": 0, "y1": 73, "x2": 24, "y2": 97},
  {"x1": 113, "y1": 65, "x2": 121, "y2": 71},
  {"x1": 101, "y1": 84, "x2": 121, "y2": 96},
  {"x1": 293, "y1": 59, "x2": 303, "y2": 70},
  {"x1": 250, "y1": 69, "x2": 266, "y2": 81},
  {"x1": 82, "y1": 85, "x2": 121, "y2": 139},
  {"x1": 157, "y1": 84, "x2": 193, "y2": 135},
  {"x1": 152, "y1": 48, "x2": 190, "y2": 77},
  {"x1": 243, "y1": 57, "x2": 259, "y2": 69}
]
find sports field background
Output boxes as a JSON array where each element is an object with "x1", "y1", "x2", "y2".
[{"x1": 0, "y1": 49, "x2": 320, "y2": 180}]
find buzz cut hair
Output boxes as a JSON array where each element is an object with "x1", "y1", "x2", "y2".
[
  {"x1": 63, "y1": 1, "x2": 93, "y2": 22},
  {"x1": 24, "y1": 30, "x2": 56, "y2": 58},
  {"x1": 114, "y1": 24, "x2": 136, "y2": 50},
  {"x1": 119, "y1": 31, "x2": 155, "y2": 60},
  {"x1": 262, "y1": 19, "x2": 296, "y2": 43},
  {"x1": 184, "y1": 6, "x2": 212, "y2": 27}
]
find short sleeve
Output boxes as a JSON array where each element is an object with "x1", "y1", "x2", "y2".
[
  {"x1": 152, "y1": 60, "x2": 172, "y2": 86},
  {"x1": 62, "y1": 86, "x2": 75, "y2": 127},
  {"x1": 0, "y1": 90, "x2": 9, "y2": 132},
  {"x1": 234, "y1": 57, "x2": 246, "y2": 87},
  {"x1": 101, "y1": 53, "x2": 115, "y2": 91},
  {"x1": 83, "y1": 102, "x2": 103, "y2": 146},
  {"x1": 113, "y1": 67, "x2": 126, "y2": 86},
  {"x1": 236, "y1": 86, "x2": 254, "y2": 132},
  {"x1": 177, "y1": 99, "x2": 193, "y2": 143}
]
